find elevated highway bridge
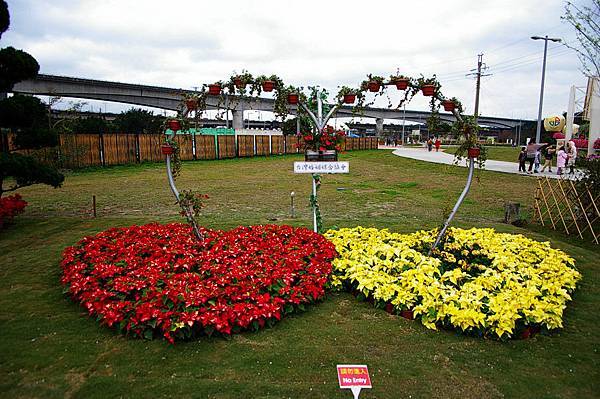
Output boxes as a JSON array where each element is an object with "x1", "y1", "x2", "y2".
[{"x1": 13, "y1": 74, "x2": 527, "y2": 133}]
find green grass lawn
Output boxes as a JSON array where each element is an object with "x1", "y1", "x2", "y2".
[
  {"x1": 1, "y1": 150, "x2": 598, "y2": 398},
  {"x1": 484, "y1": 146, "x2": 521, "y2": 163}
]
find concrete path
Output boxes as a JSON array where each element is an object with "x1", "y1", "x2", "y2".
[{"x1": 386, "y1": 146, "x2": 582, "y2": 180}]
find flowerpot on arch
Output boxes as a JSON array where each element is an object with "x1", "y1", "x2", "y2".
[
  {"x1": 262, "y1": 80, "x2": 275, "y2": 92},
  {"x1": 287, "y1": 93, "x2": 299, "y2": 105},
  {"x1": 367, "y1": 81, "x2": 381, "y2": 92},
  {"x1": 468, "y1": 147, "x2": 481, "y2": 159},
  {"x1": 394, "y1": 78, "x2": 409, "y2": 90},
  {"x1": 161, "y1": 144, "x2": 175, "y2": 155},
  {"x1": 233, "y1": 78, "x2": 245, "y2": 89},
  {"x1": 208, "y1": 84, "x2": 221, "y2": 95},
  {"x1": 442, "y1": 100, "x2": 456, "y2": 112},
  {"x1": 185, "y1": 99, "x2": 198, "y2": 111},
  {"x1": 305, "y1": 149, "x2": 338, "y2": 162},
  {"x1": 421, "y1": 85, "x2": 435, "y2": 96},
  {"x1": 343, "y1": 94, "x2": 356, "y2": 104},
  {"x1": 167, "y1": 120, "x2": 181, "y2": 131}
]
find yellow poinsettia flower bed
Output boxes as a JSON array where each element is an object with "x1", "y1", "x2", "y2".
[{"x1": 324, "y1": 227, "x2": 581, "y2": 339}]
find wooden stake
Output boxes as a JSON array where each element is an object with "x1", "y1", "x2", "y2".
[{"x1": 93, "y1": 195, "x2": 97, "y2": 218}]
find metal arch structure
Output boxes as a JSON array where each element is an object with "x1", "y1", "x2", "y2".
[{"x1": 12, "y1": 74, "x2": 525, "y2": 129}]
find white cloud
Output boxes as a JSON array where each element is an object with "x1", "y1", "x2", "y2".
[{"x1": 3, "y1": 0, "x2": 589, "y2": 120}]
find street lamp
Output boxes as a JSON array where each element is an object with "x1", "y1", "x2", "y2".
[{"x1": 531, "y1": 35, "x2": 561, "y2": 144}]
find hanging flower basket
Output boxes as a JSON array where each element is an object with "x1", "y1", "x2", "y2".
[
  {"x1": 161, "y1": 144, "x2": 175, "y2": 155},
  {"x1": 233, "y1": 78, "x2": 245, "y2": 89},
  {"x1": 367, "y1": 81, "x2": 381, "y2": 92},
  {"x1": 468, "y1": 147, "x2": 481, "y2": 159},
  {"x1": 287, "y1": 93, "x2": 299, "y2": 105},
  {"x1": 185, "y1": 98, "x2": 198, "y2": 111},
  {"x1": 305, "y1": 149, "x2": 338, "y2": 162},
  {"x1": 394, "y1": 78, "x2": 409, "y2": 90},
  {"x1": 343, "y1": 94, "x2": 356, "y2": 104},
  {"x1": 442, "y1": 100, "x2": 456, "y2": 112},
  {"x1": 262, "y1": 80, "x2": 275, "y2": 92},
  {"x1": 344, "y1": 94, "x2": 356, "y2": 104},
  {"x1": 208, "y1": 84, "x2": 221, "y2": 95},
  {"x1": 421, "y1": 84, "x2": 435, "y2": 96},
  {"x1": 167, "y1": 120, "x2": 181, "y2": 131}
]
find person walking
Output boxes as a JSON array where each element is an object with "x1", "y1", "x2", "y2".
[
  {"x1": 540, "y1": 145, "x2": 555, "y2": 173},
  {"x1": 427, "y1": 138, "x2": 433, "y2": 152},
  {"x1": 518, "y1": 146, "x2": 527, "y2": 173},
  {"x1": 526, "y1": 141, "x2": 537, "y2": 174},
  {"x1": 556, "y1": 146, "x2": 568, "y2": 175},
  {"x1": 534, "y1": 148, "x2": 542, "y2": 173},
  {"x1": 434, "y1": 138, "x2": 441, "y2": 152},
  {"x1": 567, "y1": 140, "x2": 577, "y2": 175}
]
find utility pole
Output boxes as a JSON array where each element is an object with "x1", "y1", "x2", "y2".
[
  {"x1": 466, "y1": 54, "x2": 491, "y2": 122},
  {"x1": 531, "y1": 35, "x2": 561, "y2": 144}
]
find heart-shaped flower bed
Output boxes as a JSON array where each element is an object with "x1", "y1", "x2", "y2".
[
  {"x1": 61, "y1": 223, "x2": 337, "y2": 343},
  {"x1": 325, "y1": 227, "x2": 581, "y2": 339}
]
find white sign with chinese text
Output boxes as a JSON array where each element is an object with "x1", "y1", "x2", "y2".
[{"x1": 293, "y1": 162, "x2": 349, "y2": 174}]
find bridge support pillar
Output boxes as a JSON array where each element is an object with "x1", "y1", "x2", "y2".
[
  {"x1": 232, "y1": 110, "x2": 244, "y2": 130},
  {"x1": 375, "y1": 117, "x2": 384, "y2": 137}
]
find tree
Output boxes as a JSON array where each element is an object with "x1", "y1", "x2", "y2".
[
  {"x1": 0, "y1": 1, "x2": 64, "y2": 197},
  {"x1": 72, "y1": 116, "x2": 113, "y2": 134},
  {"x1": 113, "y1": 108, "x2": 163, "y2": 133},
  {"x1": 281, "y1": 116, "x2": 311, "y2": 136},
  {"x1": 562, "y1": 0, "x2": 600, "y2": 77}
]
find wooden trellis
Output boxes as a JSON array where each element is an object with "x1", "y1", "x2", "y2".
[{"x1": 533, "y1": 176, "x2": 600, "y2": 244}]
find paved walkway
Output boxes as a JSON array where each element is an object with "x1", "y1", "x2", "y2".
[{"x1": 386, "y1": 146, "x2": 581, "y2": 180}]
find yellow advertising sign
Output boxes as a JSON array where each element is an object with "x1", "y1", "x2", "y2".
[{"x1": 544, "y1": 115, "x2": 565, "y2": 132}]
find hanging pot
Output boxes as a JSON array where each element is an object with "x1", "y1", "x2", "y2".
[
  {"x1": 287, "y1": 93, "x2": 299, "y2": 105},
  {"x1": 233, "y1": 78, "x2": 245, "y2": 89},
  {"x1": 394, "y1": 78, "x2": 409, "y2": 90},
  {"x1": 367, "y1": 81, "x2": 381, "y2": 92},
  {"x1": 167, "y1": 120, "x2": 181, "y2": 131},
  {"x1": 421, "y1": 84, "x2": 435, "y2": 96},
  {"x1": 262, "y1": 80, "x2": 275, "y2": 92},
  {"x1": 343, "y1": 94, "x2": 356, "y2": 104},
  {"x1": 185, "y1": 98, "x2": 198, "y2": 111},
  {"x1": 161, "y1": 144, "x2": 175, "y2": 155},
  {"x1": 468, "y1": 147, "x2": 481, "y2": 158},
  {"x1": 208, "y1": 84, "x2": 221, "y2": 95},
  {"x1": 442, "y1": 100, "x2": 456, "y2": 112}
]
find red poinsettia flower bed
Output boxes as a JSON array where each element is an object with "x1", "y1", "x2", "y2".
[
  {"x1": 0, "y1": 194, "x2": 28, "y2": 229},
  {"x1": 61, "y1": 223, "x2": 337, "y2": 343}
]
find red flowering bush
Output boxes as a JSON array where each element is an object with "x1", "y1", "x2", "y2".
[
  {"x1": 0, "y1": 194, "x2": 28, "y2": 229},
  {"x1": 297, "y1": 125, "x2": 345, "y2": 151},
  {"x1": 61, "y1": 223, "x2": 337, "y2": 343},
  {"x1": 594, "y1": 138, "x2": 600, "y2": 150}
]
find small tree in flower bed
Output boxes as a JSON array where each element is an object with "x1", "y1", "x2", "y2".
[
  {"x1": 0, "y1": 193, "x2": 27, "y2": 229},
  {"x1": 61, "y1": 223, "x2": 337, "y2": 343}
]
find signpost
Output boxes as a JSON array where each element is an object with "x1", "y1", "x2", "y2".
[
  {"x1": 337, "y1": 364, "x2": 372, "y2": 399},
  {"x1": 293, "y1": 162, "x2": 349, "y2": 232}
]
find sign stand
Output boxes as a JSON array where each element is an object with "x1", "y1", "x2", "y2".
[{"x1": 337, "y1": 365, "x2": 372, "y2": 398}]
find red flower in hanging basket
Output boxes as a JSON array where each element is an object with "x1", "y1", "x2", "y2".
[
  {"x1": 421, "y1": 84, "x2": 435, "y2": 96},
  {"x1": 442, "y1": 100, "x2": 456, "y2": 112},
  {"x1": 161, "y1": 144, "x2": 175, "y2": 155},
  {"x1": 262, "y1": 80, "x2": 275, "y2": 92},
  {"x1": 468, "y1": 147, "x2": 481, "y2": 159},
  {"x1": 394, "y1": 78, "x2": 409, "y2": 90},
  {"x1": 367, "y1": 81, "x2": 381, "y2": 92},
  {"x1": 208, "y1": 84, "x2": 222, "y2": 95},
  {"x1": 167, "y1": 120, "x2": 181, "y2": 131},
  {"x1": 185, "y1": 99, "x2": 198, "y2": 111},
  {"x1": 343, "y1": 94, "x2": 356, "y2": 104},
  {"x1": 287, "y1": 93, "x2": 299, "y2": 105},
  {"x1": 233, "y1": 78, "x2": 245, "y2": 89}
]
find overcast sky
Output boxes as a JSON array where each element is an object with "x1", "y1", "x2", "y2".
[{"x1": 1, "y1": 0, "x2": 592, "y2": 121}]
